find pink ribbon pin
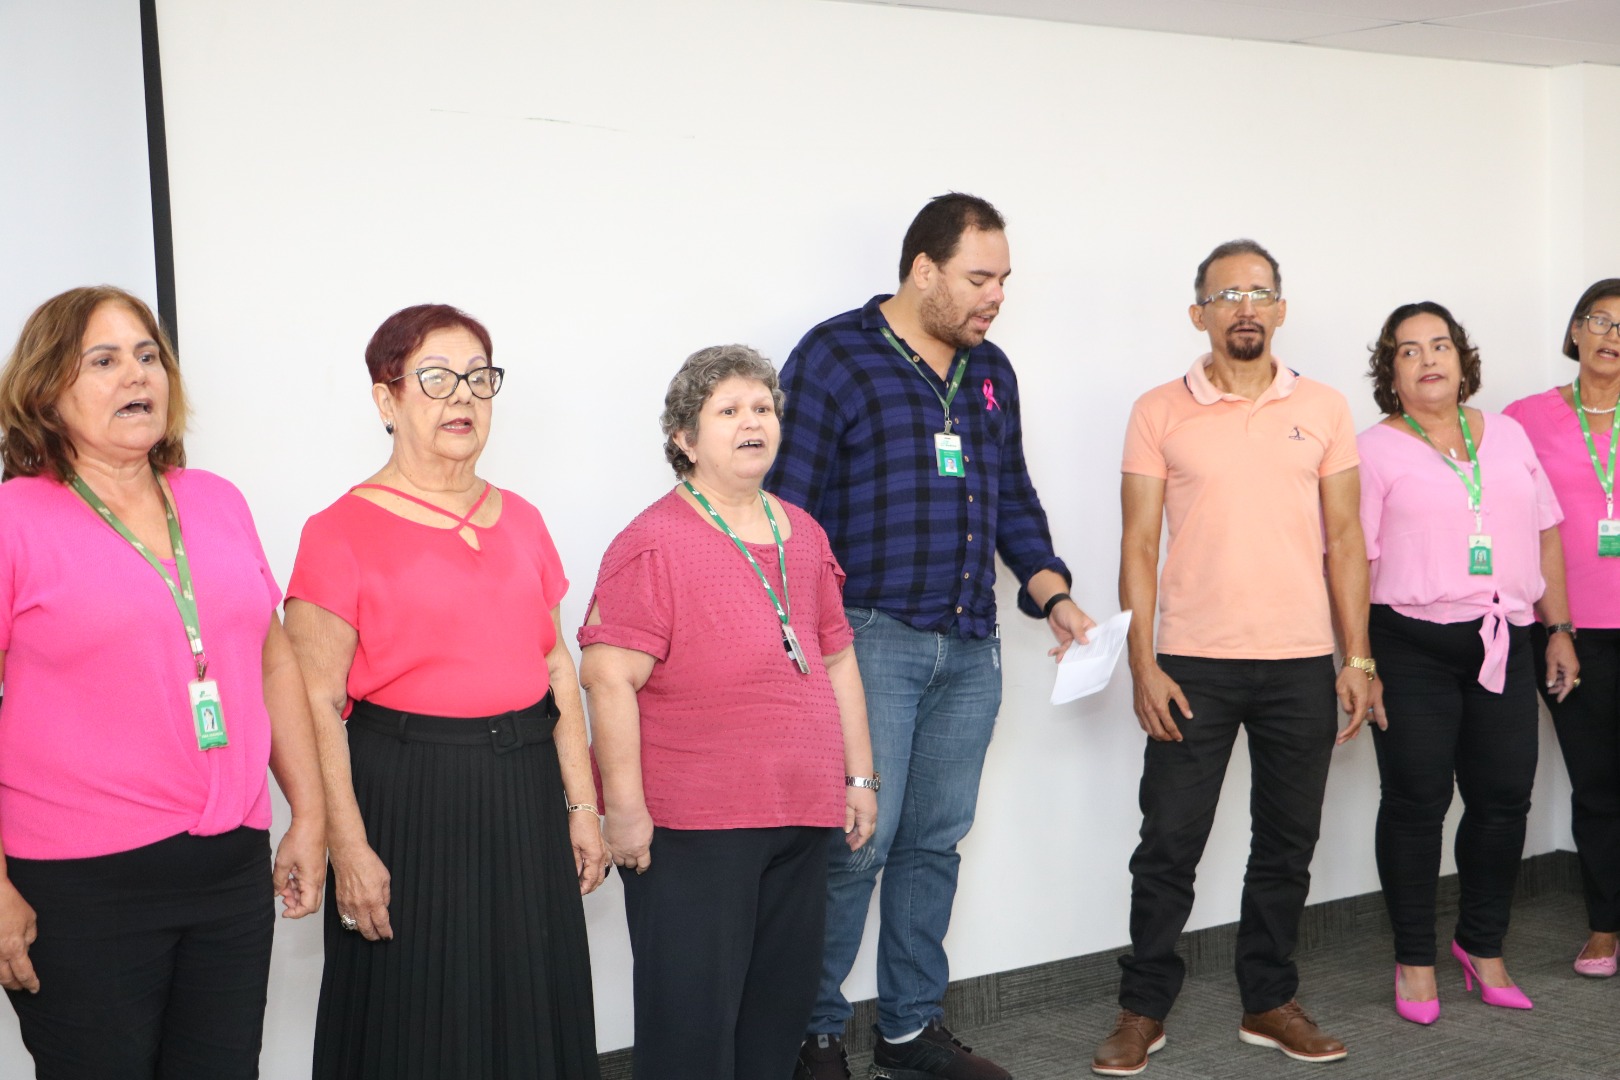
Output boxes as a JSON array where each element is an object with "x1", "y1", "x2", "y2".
[{"x1": 982, "y1": 379, "x2": 998, "y2": 410}]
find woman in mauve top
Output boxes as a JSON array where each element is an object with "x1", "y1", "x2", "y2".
[
  {"x1": 1358, "y1": 301, "x2": 1578, "y2": 1025},
  {"x1": 0, "y1": 287, "x2": 325, "y2": 1078},
  {"x1": 1502, "y1": 277, "x2": 1620, "y2": 979},
  {"x1": 578, "y1": 345, "x2": 876, "y2": 1080},
  {"x1": 285, "y1": 305, "x2": 605, "y2": 1080}
]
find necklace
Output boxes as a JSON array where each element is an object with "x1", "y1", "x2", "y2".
[{"x1": 1574, "y1": 381, "x2": 1619, "y2": 415}]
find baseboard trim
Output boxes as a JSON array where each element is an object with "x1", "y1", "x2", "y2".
[{"x1": 595, "y1": 849, "x2": 1581, "y2": 1074}]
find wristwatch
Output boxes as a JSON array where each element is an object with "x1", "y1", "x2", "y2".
[
  {"x1": 846, "y1": 773, "x2": 882, "y2": 792},
  {"x1": 1546, "y1": 622, "x2": 1577, "y2": 638},
  {"x1": 1345, "y1": 656, "x2": 1377, "y2": 679}
]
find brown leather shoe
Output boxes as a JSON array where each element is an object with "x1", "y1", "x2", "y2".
[
  {"x1": 1092, "y1": 1009, "x2": 1166, "y2": 1076},
  {"x1": 1238, "y1": 1001, "x2": 1346, "y2": 1063}
]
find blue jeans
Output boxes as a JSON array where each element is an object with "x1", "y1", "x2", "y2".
[{"x1": 809, "y1": 607, "x2": 1003, "y2": 1040}]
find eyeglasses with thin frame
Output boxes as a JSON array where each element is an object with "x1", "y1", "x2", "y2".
[
  {"x1": 1199, "y1": 288, "x2": 1280, "y2": 309},
  {"x1": 1579, "y1": 313, "x2": 1620, "y2": 337},
  {"x1": 389, "y1": 366, "x2": 505, "y2": 399}
]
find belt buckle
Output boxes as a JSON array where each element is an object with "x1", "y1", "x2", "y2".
[{"x1": 489, "y1": 713, "x2": 524, "y2": 756}]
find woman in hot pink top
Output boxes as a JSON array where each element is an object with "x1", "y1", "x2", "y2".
[
  {"x1": 578, "y1": 345, "x2": 876, "y2": 1080},
  {"x1": 285, "y1": 304, "x2": 604, "y2": 1080},
  {"x1": 1358, "y1": 301, "x2": 1577, "y2": 1026},
  {"x1": 1503, "y1": 277, "x2": 1620, "y2": 979},
  {"x1": 0, "y1": 287, "x2": 325, "y2": 1078}
]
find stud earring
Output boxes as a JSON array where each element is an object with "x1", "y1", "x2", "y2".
[{"x1": 385, "y1": 422, "x2": 395, "y2": 435}]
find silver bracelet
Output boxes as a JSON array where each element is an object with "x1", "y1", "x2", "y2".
[
  {"x1": 845, "y1": 773, "x2": 882, "y2": 792},
  {"x1": 565, "y1": 800, "x2": 600, "y2": 815}
]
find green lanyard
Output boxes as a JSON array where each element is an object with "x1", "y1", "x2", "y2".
[
  {"x1": 1402, "y1": 407, "x2": 1483, "y2": 529},
  {"x1": 880, "y1": 328, "x2": 969, "y2": 433},
  {"x1": 70, "y1": 470, "x2": 207, "y2": 680},
  {"x1": 1574, "y1": 377, "x2": 1619, "y2": 520}
]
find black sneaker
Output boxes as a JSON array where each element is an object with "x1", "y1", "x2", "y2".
[
  {"x1": 869, "y1": 1020, "x2": 1012, "y2": 1079},
  {"x1": 796, "y1": 1033, "x2": 851, "y2": 1080}
]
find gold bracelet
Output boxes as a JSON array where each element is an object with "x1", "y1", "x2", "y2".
[
  {"x1": 1344, "y1": 655, "x2": 1377, "y2": 679},
  {"x1": 565, "y1": 801, "x2": 600, "y2": 815}
]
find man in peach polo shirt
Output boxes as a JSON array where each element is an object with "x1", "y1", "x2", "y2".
[{"x1": 1092, "y1": 240, "x2": 1374, "y2": 1076}]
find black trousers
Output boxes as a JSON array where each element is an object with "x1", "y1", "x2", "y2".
[
  {"x1": 619, "y1": 825, "x2": 830, "y2": 1080},
  {"x1": 1118, "y1": 655, "x2": 1336, "y2": 1020},
  {"x1": 3, "y1": 828, "x2": 274, "y2": 1080},
  {"x1": 1534, "y1": 625, "x2": 1620, "y2": 933},
  {"x1": 1370, "y1": 605, "x2": 1538, "y2": 964}
]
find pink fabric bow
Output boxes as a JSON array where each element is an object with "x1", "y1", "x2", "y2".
[
  {"x1": 1477, "y1": 605, "x2": 1508, "y2": 694},
  {"x1": 983, "y1": 379, "x2": 998, "y2": 410}
]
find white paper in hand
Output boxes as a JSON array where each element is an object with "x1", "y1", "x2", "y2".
[{"x1": 1050, "y1": 609, "x2": 1132, "y2": 705}]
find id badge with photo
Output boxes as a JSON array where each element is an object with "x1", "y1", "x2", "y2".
[
  {"x1": 1600, "y1": 519, "x2": 1620, "y2": 558},
  {"x1": 1468, "y1": 534, "x2": 1493, "y2": 576},
  {"x1": 190, "y1": 679, "x2": 228, "y2": 750},
  {"x1": 934, "y1": 432, "x2": 964, "y2": 478}
]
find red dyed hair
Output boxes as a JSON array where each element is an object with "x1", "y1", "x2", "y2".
[{"x1": 365, "y1": 304, "x2": 494, "y2": 391}]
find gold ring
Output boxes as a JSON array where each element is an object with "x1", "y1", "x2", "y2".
[{"x1": 1572, "y1": 677, "x2": 1582, "y2": 689}]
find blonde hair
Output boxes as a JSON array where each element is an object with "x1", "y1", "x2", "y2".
[{"x1": 0, "y1": 287, "x2": 188, "y2": 481}]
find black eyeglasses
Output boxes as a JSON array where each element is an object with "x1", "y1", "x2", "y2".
[
  {"x1": 389, "y1": 366, "x2": 505, "y2": 399},
  {"x1": 1580, "y1": 313, "x2": 1619, "y2": 337}
]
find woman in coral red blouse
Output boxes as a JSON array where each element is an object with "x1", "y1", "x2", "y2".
[
  {"x1": 578, "y1": 344, "x2": 876, "y2": 1080},
  {"x1": 285, "y1": 304, "x2": 605, "y2": 1080}
]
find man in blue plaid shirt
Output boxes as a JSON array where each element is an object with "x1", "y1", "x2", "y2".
[{"x1": 775, "y1": 194, "x2": 1094, "y2": 1080}]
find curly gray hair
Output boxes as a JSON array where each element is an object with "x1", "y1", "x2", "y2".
[{"x1": 660, "y1": 344, "x2": 785, "y2": 477}]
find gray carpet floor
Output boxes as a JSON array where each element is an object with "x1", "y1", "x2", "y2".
[{"x1": 840, "y1": 891, "x2": 1617, "y2": 1079}]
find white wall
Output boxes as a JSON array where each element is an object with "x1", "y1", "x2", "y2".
[
  {"x1": 5, "y1": 0, "x2": 1615, "y2": 1073},
  {"x1": 0, "y1": 0, "x2": 158, "y2": 345}
]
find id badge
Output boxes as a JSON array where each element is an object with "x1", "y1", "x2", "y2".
[
  {"x1": 190, "y1": 679, "x2": 228, "y2": 750},
  {"x1": 782, "y1": 624, "x2": 811, "y2": 675},
  {"x1": 1600, "y1": 519, "x2": 1620, "y2": 558},
  {"x1": 934, "y1": 432, "x2": 964, "y2": 478},
  {"x1": 1468, "y1": 534, "x2": 1493, "y2": 576}
]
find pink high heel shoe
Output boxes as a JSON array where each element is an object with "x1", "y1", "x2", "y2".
[
  {"x1": 1573, "y1": 939, "x2": 1618, "y2": 978},
  {"x1": 1394, "y1": 965, "x2": 1439, "y2": 1025},
  {"x1": 1450, "y1": 941, "x2": 1533, "y2": 1009}
]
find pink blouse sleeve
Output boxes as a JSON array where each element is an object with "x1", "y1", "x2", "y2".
[
  {"x1": 286, "y1": 509, "x2": 360, "y2": 626},
  {"x1": 0, "y1": 518, "x2": 16, "y2": 649},
  {"x1": 816, "y1": 546, "x2": 853, "y2": 657},
  {"x1": 529, "y1": 506, "x2": 570, "y2": 611},
  {"x1": 217, "y1": 476, "x2": 283, "y2": 611},
  {"x1": 1529, "y1": 441, "x2": 1564, "y2": 531},
  {"x1": 577, "y1": 544, "x2": 674, "y2": 662}
]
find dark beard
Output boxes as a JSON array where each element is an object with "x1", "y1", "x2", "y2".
[
  {"x1": 1226, "y1": 328, "x2": 1264, "y2": 361},
  {"x1": 920, "y1": 290, "x2": 985, "y2": 349}
]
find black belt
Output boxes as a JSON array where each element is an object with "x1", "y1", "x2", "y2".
[{"x1": 347, "y1": 692, "x2": 560, "y2": 756}]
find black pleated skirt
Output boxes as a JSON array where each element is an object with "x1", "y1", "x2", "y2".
[{"x1": 312, "y1": 696, "x2": 601, "y2": 1080}]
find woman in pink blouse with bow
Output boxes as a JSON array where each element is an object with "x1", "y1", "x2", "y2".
[{"x1": 1358, "y1": 301, "x2": 1577, "y2": 1025}]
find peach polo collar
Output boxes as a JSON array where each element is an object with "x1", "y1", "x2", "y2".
[{"x1": 1184, "y1": 353, "x2": 1299, "y2": 407}]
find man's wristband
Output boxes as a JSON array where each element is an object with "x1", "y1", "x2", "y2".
[
  {"x1": 1344, "y1": 655, "x2": 1377, "y2": 679},
  {"x1": 1546, "y1": 622, "x2": 1577, "y2": 638},
  {"x1": 1041, "y1": 592, "x2": 1072, "y2": 619}
]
